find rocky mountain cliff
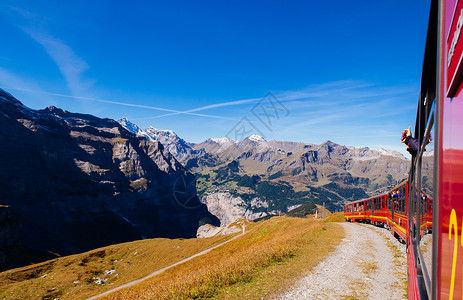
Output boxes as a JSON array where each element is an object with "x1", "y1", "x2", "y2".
[
  {"x1": 0, "y1": 89, "x2": 218, "y2": 271},
  {"x1": 120, "y1": 119, "x2": 408, "y2": 193},
  {"x1": 118, "y1": 118, "x2": 199, "y2": 163},
  {"x1": 120, "y1": 119, "x2": 413, "y2": 221}
]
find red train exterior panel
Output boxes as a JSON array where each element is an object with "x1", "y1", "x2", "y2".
[{"x1": 438, "y1": 0, "x2": 463, "y2": 298}]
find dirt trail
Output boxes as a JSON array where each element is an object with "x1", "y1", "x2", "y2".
[
  {"x1": 279, "y1": 222, "x2": 407, "y2": 299},
  {"x1": 87, "y1": 232, "x2": 243, "y2": 300}
]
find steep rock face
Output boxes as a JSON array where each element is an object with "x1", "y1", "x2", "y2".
[
  {"x1": 0, "y1": 204, "x2": 59, "y2": 271},
  {"x1": 0, "y1": 89, "x2": 216, "y2": 269},
  {"x1": 118, "y1": 118, "x2": 199, "y2": 163},
  {"x1": 0, "y1": 206, "x2": 18, "y2": 248},
  {"x1": 0, "y1": 206, "x2": 18, "y2": 269},
  {"x1": 200, "y1": 192, "x2": 270, "y2": 226}
]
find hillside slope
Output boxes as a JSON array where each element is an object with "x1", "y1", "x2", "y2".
[{"x1": 0, "y1": 217, "x2": 342, "y2": 300}]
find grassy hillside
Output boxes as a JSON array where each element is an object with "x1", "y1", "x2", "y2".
[
  {"x1": 0, "y1": 217, "x2": 344, "y2": 300},
  {"x1": 0, "y1": 234, "x2": 236, "y2": 300},
  {"x1": 100, "y1": 217, "x2": 343, "y2": 299},
  {"x1": 325, "y1": 212, "x2": 345, "y2": 222}
]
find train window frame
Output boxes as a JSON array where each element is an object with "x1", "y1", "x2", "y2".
[
  {"x1": 411, "y1": 91, "x2": 435, "y2": 298},
  {"x1": 366, "y1": 199, "x2": 372, "y2": 211}
]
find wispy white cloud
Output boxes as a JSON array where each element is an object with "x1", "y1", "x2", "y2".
[
  {"x1": 147, "y1": 80, "x2": 417, "y2": 120},
  {"x1": 0, "y1": 68, "x2": 62, "y2": 108},
  {"x1": 22, "y1": 28, "x2": 94, "y2": 97},
  {"x1": 146, "y1": 97, "x2": 262, "y2": 119},
  {"x1": 264, "y1": 80, "x2": 418, "y2": 153},
  {"x1": 4, "y1": 87, "x2": 236, "y2": 120},
  {"x1": 4, "y1": 5, "x2": 50, "y2": 26},
  {"x1": 4, "y1": 5, "x2": 93, "y2": 98},
  {"x1": 0, "y1": 67, "x2": 41, "y2": 91}
]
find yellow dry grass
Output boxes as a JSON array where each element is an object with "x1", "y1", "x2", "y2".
[
  {"x1": 0, "y1": 217, "x2": 344, "y2": 300},
  {"x1": 325, "y1": 212, "x2": 345, "y2": 222},
  {"x1": 100, "y1": 217, "x2": 343, "y2": 300},
  {"x1": 0, "y1": 234, "x2": 236, "y2": 300}
]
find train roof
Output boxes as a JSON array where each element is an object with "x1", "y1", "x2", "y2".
[{"x1": 344, "y1": 180, "x2": 408, "y2": 206}]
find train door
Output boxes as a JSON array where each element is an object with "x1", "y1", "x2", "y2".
[
  {"x1": 372, "y1": 198, "x2": 375, "y2": 218},
  {"x1": 366, "y1": 199, "x2": 372, "y2": 221}
]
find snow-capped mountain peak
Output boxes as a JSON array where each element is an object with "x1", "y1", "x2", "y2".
[
  {"x1": 211, "y1": 137, "x2": 235, "y2": 144},
  {"x1": 247, "y1": 134, "x2": 266, "y2": 143},
  {"x1": 118, "y1": 118, "x2": 197, "y2": 161},
  {"x1": 146, "y1": 126, "x2": 174, "y2": 135},
  {"x1": 118, "y1": 118, "x2": 143, "y2": 135},
  {"x1": 376, "y1": 148, "x2": 405, "y2": 158}
]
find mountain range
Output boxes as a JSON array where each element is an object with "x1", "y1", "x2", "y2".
[
  {"x1": 0, "y1": 88, "x2": 427, "y2": 271},
  {"x1": 118, "y1": 119, "x2": 420, "y2": 224},
  {"x1": 0, "y1": 90, "x2": 217, "y2": 271}
]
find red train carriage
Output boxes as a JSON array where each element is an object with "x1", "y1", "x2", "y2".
[
  {"x1": 388, "y1": 181, "x2": 409, "y2": 242},
  {"x1": 422, "y1": 0, "x2": 463, "y2": 298},
  {"x1": 373, "y1": 194, "x2": 388, "y2": 226},
  {"x1": 348, "y1": 0, "x2": 463, "y2": 298},
  {"x1": 344, "y1": 184, "x2": 406, "y2": 231},
  {"x1": 344, "y1": 198, "x2": 366, "y2": 222},
  {"x1": 408, "y1": 0, "x2": 463, "y2": 298},
  {"x1": 344, "y1": 0, "x2": 463, "y2": 298}
]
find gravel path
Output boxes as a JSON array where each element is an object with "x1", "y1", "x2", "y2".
[{"x1": 279, "y1": 222, "x2": 407, "y2": 299}]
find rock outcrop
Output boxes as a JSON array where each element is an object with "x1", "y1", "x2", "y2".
[
  {"x1": 196, "y1": 218, "x2": 253, "y2": 238},
  {"x1": 201, "y1": 192, "x2": 271, "y2": 226}
]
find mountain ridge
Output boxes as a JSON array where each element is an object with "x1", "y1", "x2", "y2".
[
  {"x1": 0, "y1": 90, "x2": 218, "y2": 271},
  {"x1": 119, "y1": 118, "x2": 412, "y2": 223}
]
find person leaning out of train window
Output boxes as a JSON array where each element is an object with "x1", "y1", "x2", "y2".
[
  {"x1": 388, "y1": 191, "x2": 393, "y2": 200},
  {"x1": 421, "y1": 192, "x2": 427, "y2": 202},
  {"x1": 401, "y1": 127, "x2": 419, "y2": 156},
  {"x1": 401, "y1": 126, "x2": 433, "y2": 156}
]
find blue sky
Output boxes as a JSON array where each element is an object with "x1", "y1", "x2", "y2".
[{"x1": 0, "y1": 1, "x2": 431, "y2": 155}]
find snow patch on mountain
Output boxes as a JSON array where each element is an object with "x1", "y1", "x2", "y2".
[
  {"x1": 348, "y1": 146, "x2": 406, "y2": 161},
  {"x1": 118, "y1": 118, "x2": 197, "y2": 162},
  {"x1": 118, "y1": 118, "x2": 143, "y2": 135},
  {"x1": 211, "y1": 137, "x2": 236, "y2": 144},
  {"x1": 247, "y1": 134, "x2": 266, "y2": 143}
]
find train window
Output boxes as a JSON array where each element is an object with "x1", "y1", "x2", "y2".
[
  {"x1": 417, "y1": 102, "x2": 434, "y2": 294},
  {"x1": 366, "y1": 200, "x2": 371, "y2": 211},
  {"x1": 399, "y1": 185, "x2": 406, "y2": 215}
]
